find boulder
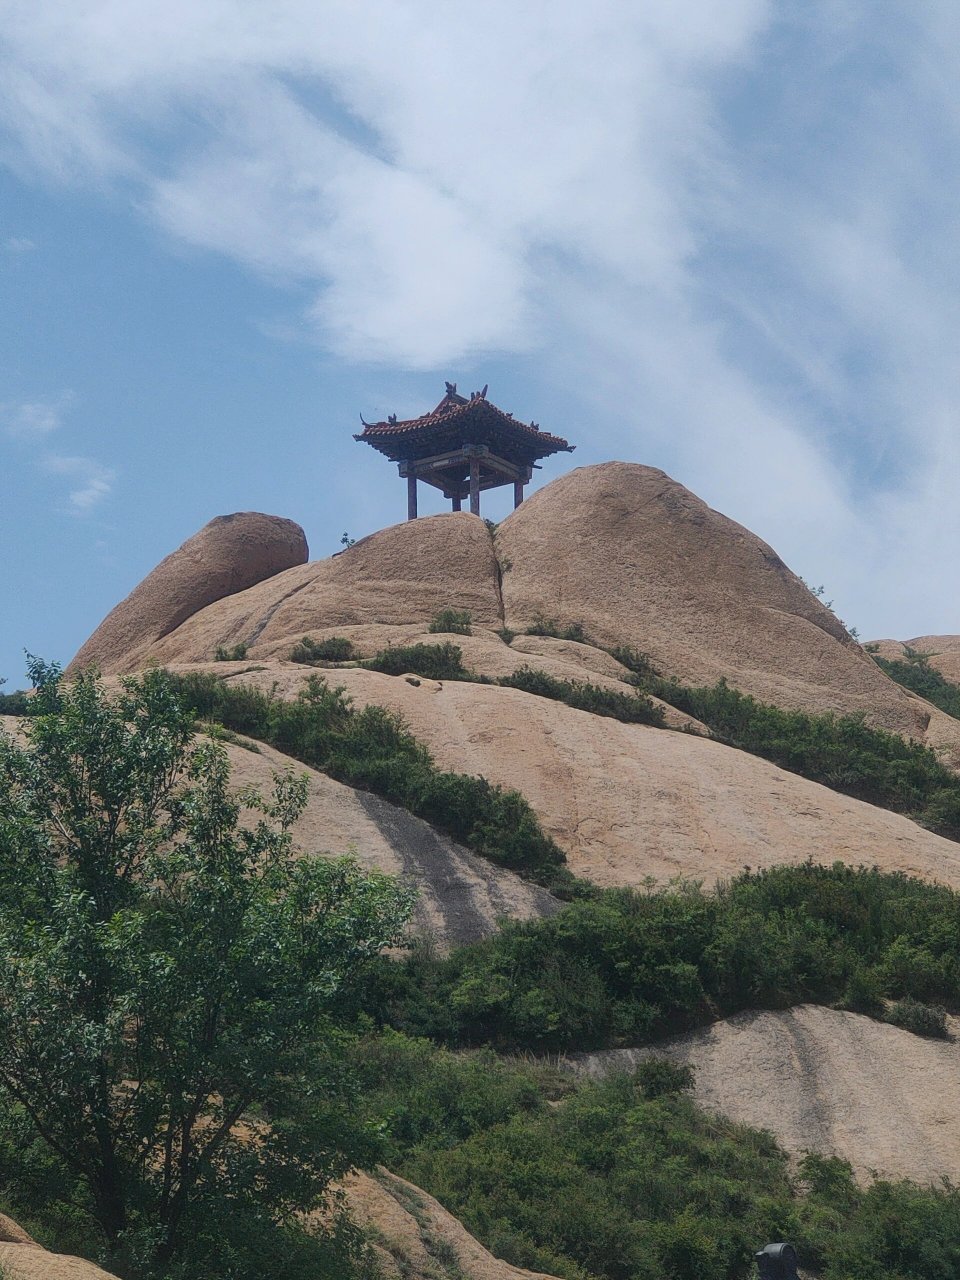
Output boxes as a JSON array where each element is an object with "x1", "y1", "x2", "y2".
[
  {"x1": 496, "y1": 463, "x2": 956, "y2": 754},
  {"x1": 118, "y1": 513, "x2": 503, "y2": 670},
  {"x1": 67, "y1": 513, "x2": 308, "y2": 676}
]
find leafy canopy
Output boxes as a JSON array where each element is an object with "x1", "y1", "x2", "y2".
[{"x1": 0, "y1": 659, "x2": 413, "y2": 1273}]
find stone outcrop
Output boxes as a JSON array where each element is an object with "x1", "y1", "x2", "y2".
[
  {"x1": 340, "y1": 1169, "x2": 561, "y2": 1280},
  {"x1": 130, "y1": 513, "x2": 503, "y2": 671},
  {"x1": 496, "y1": 464, "x2": 958, "y2": 754},
  {"x1": 571, "y1": 1005, "x2": 960, "y2": 1186},
  {"x1": 0, "y1": 1213, "x2": 120, "y2": 1280},
  {"x1": 67, "y1": 513, "x2": 308, "y2": 676},
  {"x1": 188, "y1": 663, "x2": 960, "y2": 891},
  {"x1": 870, "y1": 635, "x2": 960, "y2": 683}
]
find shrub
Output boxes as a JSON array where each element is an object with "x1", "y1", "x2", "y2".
[
  {"x1": 525, "y1": 614, "x2": 587, "y2": 643},
  {"x1": 0, "y1": 684, "x2": 31, "y2": 714},
  {"x1": 873, "y1": 653, "x2": 960, "y2": 721},
  {"x1": 365, "y1": 643, "x2": 472, "y2": 682},
  {"x1": 290, "y1": 636, "x2": 355, "y2": 664},
  {"x1": 367, "y1": 863, "x2": 960, "y2": 1053},
  {"x1": 498, "y1": 666, "x2": 666, "y2": 727},
  {"x1": 609, "y1": 645, "x2": 659, "y2": 682},
  {"x1": 884, "y1": 997, "x2": 949, "y2": 1039},
  {"x1": 428, "y1": 609, "x2": 473, "y2": 635},
  {"x1": 213, "y1": 642, "x2": 248, "y2": 661}
]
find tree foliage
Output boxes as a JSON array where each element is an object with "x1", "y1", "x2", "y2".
[{"x1": 0, "y1": 660, "x2": 412, "y2": 1273}]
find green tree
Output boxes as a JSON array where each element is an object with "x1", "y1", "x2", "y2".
[{"x1": 0, "y1": 660, "x2": 413, "y2": 1274}]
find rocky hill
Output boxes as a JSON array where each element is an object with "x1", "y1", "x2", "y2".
[{"x1": 17, "y1": 461, "x2": 960, "y2": 1278}]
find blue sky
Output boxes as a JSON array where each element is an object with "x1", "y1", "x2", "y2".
[{"x1": 2, "y1": 1, "x2": 958, "y2": 686}]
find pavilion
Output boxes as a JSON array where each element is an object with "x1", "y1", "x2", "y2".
[{"x1": 354, "y1": 383, "x2": 574, "y2": 519}]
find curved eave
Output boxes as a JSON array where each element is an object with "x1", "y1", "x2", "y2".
[{"x1": 354, "y1": 428, "x2": 574, "y2": 463}]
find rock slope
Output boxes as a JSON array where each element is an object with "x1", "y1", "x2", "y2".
[
  {"x1": 340, "y1": 1169, "x2": 560, "y2": 1280},
  {"x1": 220, "y1": 736, "x2": 558, "y2": 947},
  {"x1": 0, "y1": 716, "x2": 557, "y2": 952},
  {"x1": 190, "y1": 663, "x2": 960, "y2": 891},
  {"x1": 570, "y1": 1005, "x2": 960, "y2": 1186},
  {"x1": 870, "y1": 635, "x2": 960, "y2": 683}
]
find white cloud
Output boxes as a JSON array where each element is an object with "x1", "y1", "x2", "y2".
[
  {"x1": 4, "y1": 235, "x2": 35, "y2": 252},
  {"x1": 2, "y1": 391, "x2": 73, "y2": 438},
  {"x1": 42, "y1": 453, "x2": 115, "y2": 513}
]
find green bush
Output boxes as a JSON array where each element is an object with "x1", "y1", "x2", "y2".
[
  {"x1": 362, "y1": 863, "x2": 960, "y2": 1053},
  {"x1": 0, "y1": 687, "x2": 31, "y2": 714},
  {"x1": 352, "y1": 1033, "x2": 960, "y2": 1280},
  {"x1": 165, "y1": 671, "x2": 571, "y2": 892},
  {"x1": 213, "y1": 642, "x2": 248, "y2": 661},
  {"x1": 874, "y1": 653, "x2": 960, "y2": 721},
  {"x1": 498, "y1": 666, "x2": 666, "y2": 727},
  {"x1": 365, "y1": 642, "x2": 472, "y2": 681},
  {"x1": 428, "y1": 609, "x2": 473, "y2": 635},
  {"x1": 525, "y1": 614, "x2": 587, "y2": 643},
  {"x1": 290, "y1": 636, "x2": 355, "y2": 664},
  {"x1": 883, "y1": 997, "x2": 949, "y2": 1039}
]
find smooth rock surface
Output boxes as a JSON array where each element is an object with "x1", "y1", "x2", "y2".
[
  {"x1": 570, "y1": 1004, "x2": 960, "y2": 1185},
  {"x1": 220, "y1": 736, "x2": 559, "y2": 948},
  {"x1": 189, "y1": 662, "x2": 960, "y2": 891},
  {"x1": 67, "y1": 512, "x2": 308, "y2": 676}
]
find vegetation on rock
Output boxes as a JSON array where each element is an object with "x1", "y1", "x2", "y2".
[
  {"x1": 365, "y1": 641, "x2": 472, "y2": 681},
  {"x1": 290, "y1": 635, "x2": 356, "y2": 663},
  {"x1": 352, "y1": 1030, "x2": 960, "y2": 1280},
  {"x1": 635, "y1": 674, "x2": 960, "y2": 839},
  {"x1": 872, "y1": 650, "x2": 960, "y2": 721},
  {"x1": 428, "y1": 609, "x2": 473, "y2": 635},
  {"x1": 499, "y1": 665, "x2": 665, "y2": 726},
  {"x1": 166, "y1": 670, "x2": 573, "y2": 893},
  {"x1": 355, "y1": 863, "x2": 960, "y2": 1052}
]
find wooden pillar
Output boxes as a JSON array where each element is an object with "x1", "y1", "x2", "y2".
[
  {"x1": 407, "y1": 471, "x2": 418, "y2": 520},
  {"x1": 469, "y1": 457, "x2": 480, "y2": 515},
  {"x1": 452, "y1": 494, "x2": 462, "y2": 511},
  {"x1": 513, "y1": 480, "x2": 524, "y2": 509}
]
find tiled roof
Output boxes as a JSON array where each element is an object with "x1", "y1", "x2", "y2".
[{"x1": 355, "y1": 386, "x2": 572, "y2": 454}]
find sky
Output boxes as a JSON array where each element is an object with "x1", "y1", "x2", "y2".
[{"x1": 2, "y1": 1, "x2": 959, "y2": 686}]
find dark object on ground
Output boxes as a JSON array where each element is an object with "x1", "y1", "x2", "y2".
[{"x1": 756, "y1": 1241, "x2": 798, "y2": 1279}]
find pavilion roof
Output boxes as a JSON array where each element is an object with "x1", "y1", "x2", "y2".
[{"x1": 354, "y1": 383, "x2": 574, "y2": 464}]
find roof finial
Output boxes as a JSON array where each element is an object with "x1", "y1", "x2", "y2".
[
  {"x1": 388, "y1": 413, "x2": 397, "y2": 424},
  {"x1": 445, "y1": 381, "x2": 457, "y2": 397}
]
